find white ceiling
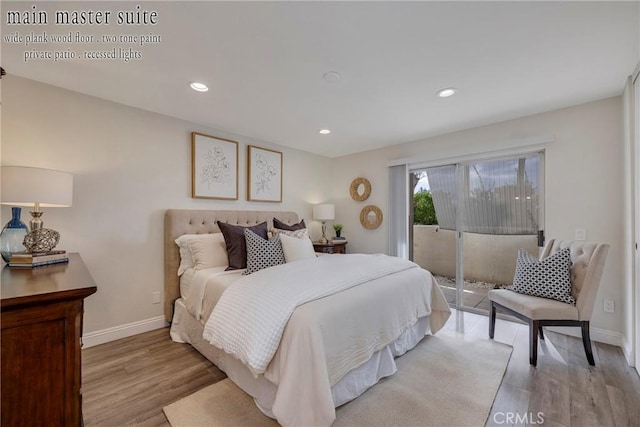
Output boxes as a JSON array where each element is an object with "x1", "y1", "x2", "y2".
[{"x1": 3, "y1": 1, "x2": 639, "y2": 158}]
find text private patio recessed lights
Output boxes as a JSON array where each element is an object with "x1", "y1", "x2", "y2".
[
  {"x1": 190, "y1": 82, "x2": 209, "y2": 92},
  {"x1": 319, "y1": 129, "x2": 331, "y2": 135},
  {"x1": 437, "y1": 87, "x2": 457, "y2": 98}
]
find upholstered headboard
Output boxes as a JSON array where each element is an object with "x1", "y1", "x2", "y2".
[{"x1": 164, "y1": 209, "x2": 299, "y2": 321}]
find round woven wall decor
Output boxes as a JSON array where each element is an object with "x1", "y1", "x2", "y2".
[
  {"x1": 359, "y1": 205, "x2": 383, "y2": 230},
  {"x1": 350, "y1": 177, "x2": 371, "y2": 202}
]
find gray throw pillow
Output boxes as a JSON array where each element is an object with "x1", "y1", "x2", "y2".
[
  {"x1": 273, "y1": 217, "x2": 306, "y2": 231},
  {"x1": 507, "y1": 248, "x2": 575, "y2": 305},
  {"x1": 217, "y1": 221, "x2": 268, "y2": 270}
]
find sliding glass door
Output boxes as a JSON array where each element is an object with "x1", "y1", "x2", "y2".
[{"x1": 410, "y1": 153, "x2": 544, "y2": 312}]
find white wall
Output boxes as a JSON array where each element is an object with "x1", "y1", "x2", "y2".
[
  {"x1": 1, "y1": 76, "x2": 332, "y2": 334},
  {"x1": 330, "y1": 97, "x2": 626, "y2": 339}
]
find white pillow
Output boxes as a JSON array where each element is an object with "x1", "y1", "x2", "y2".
[
  {"x1": 187, "y1": 233, "x2": 229, "y2": 270},
  {"x1": 280, "y1": 233, "x2": 317, "y2": 263},
  {"x1": 275, "y1": 228, "x2": 310, "y2": 239},
  {"x1": 175, "y1": 234, "x2": 197, "y2": 276}
]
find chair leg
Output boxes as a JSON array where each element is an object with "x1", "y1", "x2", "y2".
[
  {"x1": 581, "y1": 321, "x2": 595, "y2": 366},
  {"x1": 538, "y1": 325, "x2": 545, "y2": 340},
  {"x1": 489, "y1": 302, "x2": 496, "y2": 339},
  {"x1": 530, "y1": 320, "x2": 539, "y2": 366}
]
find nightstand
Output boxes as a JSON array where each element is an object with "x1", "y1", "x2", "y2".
[{"x1": 313, "y1": 241, "x2": 347, "y2": 254}]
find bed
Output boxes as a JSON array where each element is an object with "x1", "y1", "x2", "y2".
[{"x1": 165, "y1": 209, "x2": 451, "y2": 427}]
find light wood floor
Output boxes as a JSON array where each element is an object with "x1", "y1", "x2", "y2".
[{"x1": 82, "y1": 310, "x2": 640, "y2": 426}]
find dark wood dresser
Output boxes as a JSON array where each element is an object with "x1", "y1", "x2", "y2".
[{"x1": 1, "y1": 253, "x2": 97, "y2": 427}]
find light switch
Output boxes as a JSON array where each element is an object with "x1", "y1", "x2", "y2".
[{"x1": 574, "y1": 229, "x2": 586, "y2": 241}]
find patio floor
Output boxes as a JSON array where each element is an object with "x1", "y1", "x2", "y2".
[{"x1": 434, "y1": 275, "x2": 504, "y2": 312}]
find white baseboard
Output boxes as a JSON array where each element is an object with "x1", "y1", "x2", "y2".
[
  {"x1": 620, "y1": 333, "x2": 636, "y2": 367},
  {"x1": 82, "y1": 316, "x2": 168, "y2": 348},
  {"x1": 546, "y1": 326, "x2": 621, "y2": 347}
]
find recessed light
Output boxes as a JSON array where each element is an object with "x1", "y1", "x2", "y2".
[
  {"x1": 190, "y1": 82, "x2": 209, "y2": 92},
  {"x1": 323, "y1": 71, "x2": 341, "y2": 82},
  {"x1": 319, "y1": 129, "x2": 331, "y2": 135},
  {"x1": 436, "y1": 87, "x2": 457, "y2": 98}
]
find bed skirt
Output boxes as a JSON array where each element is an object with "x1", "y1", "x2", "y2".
[{"x1": 170, "y1": 298, "x2": 432, "y2": 418}]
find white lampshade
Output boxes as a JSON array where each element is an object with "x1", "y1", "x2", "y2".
[
  {"x1": 1, "y1": 166, "x2": 73, "y2": 207},
  {"x1": 313, "y1": 204, "x2": 335, "y2": 221}
]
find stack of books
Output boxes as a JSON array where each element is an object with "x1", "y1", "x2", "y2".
[{"x1": 8, "y1": 250, "x2": 69, "y2": 268}]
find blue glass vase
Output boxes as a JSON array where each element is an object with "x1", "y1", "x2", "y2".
[{"x1": 0, "y1": 207, "x2": 29, "y2": 262}]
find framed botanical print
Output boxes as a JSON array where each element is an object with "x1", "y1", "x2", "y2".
[
  {"x1": 247, "y1": 145, "x2": 283, "y2": 202},
  {"x1": 191, "y1": 132, "x2": 238, "y2": 200}
]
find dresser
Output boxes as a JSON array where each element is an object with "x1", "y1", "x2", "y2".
[{"x1": 1, "y1": 253, "x2": 97, "y2": 427}]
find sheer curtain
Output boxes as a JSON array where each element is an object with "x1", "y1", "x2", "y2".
[
  {"x1": 389, "y1": 164, "x2": 409, "y2": 258},
  {"x1": 425, "y1": 165, "x2": 457, "y2": 230},
  {"x1": 426, "y1": 154, "x2": 541, "y2": 235}
]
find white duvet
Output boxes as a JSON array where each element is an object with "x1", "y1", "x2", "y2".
[
  {"x1": 203, "y1": 253, "x2": 418, "y2": 376},
  {"x1": 197, "y1": 253, "x2": 451, "y2": 426},
  {"x1": 185, "y1": 266, "x2": 241, "y2": 321}
]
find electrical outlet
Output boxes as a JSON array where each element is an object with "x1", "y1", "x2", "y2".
[
  {"x1": 152, "y1": 292, "x2": 160, "y2": 304},
  {"x1": 574, "y1": 229, "x2": 586, "y2": 241},
  {"x1": 604, "y1": 299, "x2": 614, "y2": 313}
]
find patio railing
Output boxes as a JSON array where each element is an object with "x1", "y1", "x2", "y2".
[{"x1": 412, "y1": 225, "x2": 538, "y2": 286}]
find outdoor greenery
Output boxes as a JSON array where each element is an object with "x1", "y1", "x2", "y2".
[{"x1": 413, "y1": 190, "x2": 438, "y2": 225}]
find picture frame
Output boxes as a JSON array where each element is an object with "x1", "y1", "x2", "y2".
[
  {"x1": 247, "y1": 145, "x2": 283, "y2": 203},
  {"x1": 191, "y1": 132, "x2": 238, "y2": 200}
]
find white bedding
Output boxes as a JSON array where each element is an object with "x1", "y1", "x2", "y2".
[
  {"x1": 178, "y1": 267, "x2": 196, "y2": 299},
  {"x1": 184, "y1": 267, "x2": 242, "y2": 321},
  {"x1": 171, "y1": 298, "x2": 430, "y2": 416},
  {"x1": 203, "y1": 254, "x2": 419, "y2": 376},
  {"x1": 176, "y1": 253, "x2": 451, "y2": 427}
]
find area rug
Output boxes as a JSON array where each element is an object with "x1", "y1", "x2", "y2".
[{"x1": 163, "y1": 332, "x2": 512, "y2": 427}]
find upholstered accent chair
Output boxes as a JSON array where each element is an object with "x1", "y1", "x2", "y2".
[{"x1": 488, "y1": 239, "x2": 609, "y2": 366}]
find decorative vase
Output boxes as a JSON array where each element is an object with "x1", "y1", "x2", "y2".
[
  {"x1": 0, "y1": 207, "x2": 29, "y2": 262},
  {"x1": 336, "y1": 230, "x2": 342, "y2": 238}
]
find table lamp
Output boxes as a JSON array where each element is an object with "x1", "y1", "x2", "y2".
[
  {"x1": 313, "y1": 204, "x2": 335, "y2": 244},
  {"x1": 1, "y1": 166, "x2": 73, "y2": 254}
]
